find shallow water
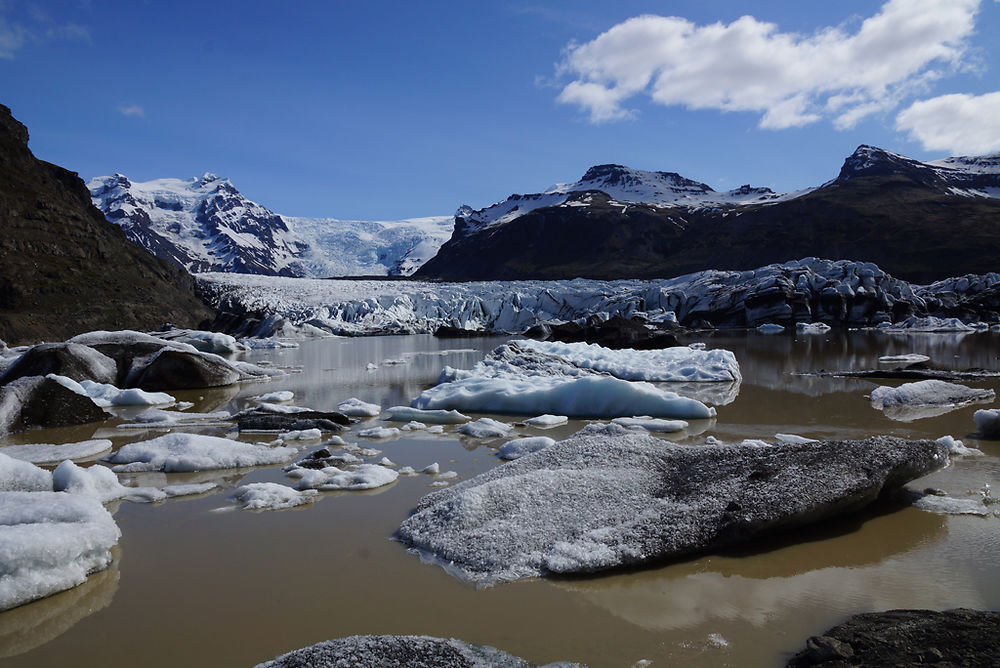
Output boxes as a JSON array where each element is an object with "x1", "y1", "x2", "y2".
[{"x1": 1, "y1": 330, "x2": 998, "y2": 667}]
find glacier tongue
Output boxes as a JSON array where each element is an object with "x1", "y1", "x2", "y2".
[{"x1": 197, "y1": 258, "x2": 1000, "y2": 338}]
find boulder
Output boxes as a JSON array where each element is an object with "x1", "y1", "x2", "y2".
[
  {"x1": 0, "y1": 343, "x2": 117, "y2": 385},
  {"x1": 254, "y1": 634, "x2": 581, "y2": 668},
  {"x1": 0, "y1": 376, "x2": 110, "y2": 436},
  {"x1": 129, "y1": 349, "x2": 241, "y2": 390},
  {"x1": 433, "y1": 326, "x2": 495, "y2": 338},
  {"x1": 396, "y1": 426, "x2": 947, "y2": 585},
  {"x1": 787, "y1": 609, "x2": 1000, "y2": 667}
]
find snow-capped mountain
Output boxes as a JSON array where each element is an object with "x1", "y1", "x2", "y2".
[
  {"x1": 418, "y1": 145, "x2": 1000, "y2": 282},
  {"x1": 88, "y1": 174, "x2": 453, "y2": 277},
  {"x1": 455, "y1": 164, "x2": 808, "y2": 235}
]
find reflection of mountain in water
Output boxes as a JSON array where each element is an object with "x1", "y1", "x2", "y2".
[{"x1": 0, "y1": 555, "x2": 120, "y2": 658}]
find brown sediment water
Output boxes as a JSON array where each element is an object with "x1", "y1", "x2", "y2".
[{"x1": 1, "y1": 331, "x2": 998, "y2": 667}]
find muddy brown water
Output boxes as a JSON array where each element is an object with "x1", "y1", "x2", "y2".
[{"x1": 1, "y1": 331, "x2": 998, "y2": 667}]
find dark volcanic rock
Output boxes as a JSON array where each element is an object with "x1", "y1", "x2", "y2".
[
  {"x1": 396, "y1": 426, "x2": 948, "y2": 585},
  {"x1": 130, "y1": 349, "x2": 241, "y2": 390},
  {"x1": 525, "y1": 316, "x2": 680, "y2": 349},
  {"x1": 237, "y1": 409, "x2": 350, "y2": 433},
  {"x1": 0, "y1": 104, "x2": 214, "y2": 345},
  {"x1": 433, "y1": 325, "x2": 496, "y2": 338},
  {"x1": 254, "y1": 634, "x2": 580, "y2": 668},
  {"x1": 0, "y1": 376, "x2": 109, "y2": 436},
  {"x1": 787, "y1": 608, "x2": 1000, "y2": 667},
  {"x1": 0, "y1": 342, "x2": 117, "y2": 385}
]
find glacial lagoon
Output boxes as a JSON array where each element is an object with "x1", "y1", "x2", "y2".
[{"x1": 1, "y1": 330, "x2": 998, "y2": 667}]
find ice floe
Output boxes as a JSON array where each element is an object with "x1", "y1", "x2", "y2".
[
  {"x1": 47, "y1": 375, "x2": 174, "y2": 407},
  {"x1": 497, "y1": 437, "x2": 556, "y2": 460},
  {"x1": 610, "y1": 417, "x2": 688, "y2": 433},
  {"x1": 337, "y1": 397, "x2": 382, "y2": 417},
  {"x1": 456, "y1": 418, "x2": 513, "y2": 438},
  {"x1": 0, "y1": 452, "x2": 54, "y2": 492},
  {"x1": 0, "y1": 491, "x2": 121, "y2": 611},
  {"x1": 935, "y1": 435, "x2": 982, "y2": 457},
  {"x1": 775, "y1": 434, "x2": 820, "y2": 445},
  {"x1": 0, "y1": 439, "x2": 112, "y2": 465},
  {"x1": 52, "y1": 461, "x2": 133, "y2": 504},
  {"x1": 396, "y1": 425, "x2": 947, "y2": 585},
  {"x1": 231, "y1": 482, "x2": 319, "y2": 511},
  {"x1": 756, "y1": 323, "x2": 784, "y2": 333},
  {"x1": 253, "y1": 390, "x2": 294, "y2": 403},
  {"x1": 878, "y1": 353, "x2": 930, "y2": 367},
  {"x1": 290, "y1": 464, "x2": 398, "y2": 491},
  {"x1": 878, "y1": 316, "x2": 976, "y2": 332},
  {"x1": 974, "y1": 409, "x2": 1000, "y2": 437},
  {"x1": 869, "y1": 380, "x2": 995, "y2": 422},
  {"x1": 117, "y1": 407, "x2": 232, "y2": 428},
  {"x1": 358, "y1": 427, "x2": 400, "y2": 440},
  {"x1": 105, "y1": 433, "x2": 297, "y2": 472},
  {"x1": 385, "y1": 406, "x2": 470, "y2": 424},
  {"x1": 524, "y1": 414, "x2": 568, "y2": 428},
  {"x1": 795, "y1": 322, "x2": 831, "y2": 334}
]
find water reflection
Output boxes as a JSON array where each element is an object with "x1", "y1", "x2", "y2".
[
  {"x1": 0, "y1": 554, "x2": 120, "y2": 658},
  {"x1": 555, "y1": 505, "x2": 953, "y2": 632}
]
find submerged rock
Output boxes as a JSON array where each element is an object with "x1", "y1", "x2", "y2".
[
  {"x1": 786, "y1": 609, "x2": 1000, "y2": 667},
  {"x1": 0, "y1": 376, "x2": 109, "y2": 436},
  {"x1": 396, "y1": 426, "x2": 947, "y2": 585},
  {"x1": 254, "y1": 634, "x2": 583, "y2": 668},
  {"x1": 0, "y1": 343, "x2": 117, "y2": 386},
  {"x1": 237, "y1": 409, "x2": 350, "y2": 433}
]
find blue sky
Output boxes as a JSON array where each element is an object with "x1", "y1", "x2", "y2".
[{"x1": 3, "y1": 0, "x2": 1000, "y2": 219}]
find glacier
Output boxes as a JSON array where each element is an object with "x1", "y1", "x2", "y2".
[{"x1": 197, "y1": 258, "x2": 1000, "y2": 338}]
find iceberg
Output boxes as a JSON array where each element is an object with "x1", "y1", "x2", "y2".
[{"x1": 105, "y1": 433, "x2": 297, "y2": 472}]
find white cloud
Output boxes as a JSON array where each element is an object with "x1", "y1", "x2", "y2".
[
  {"x1": 118, "y1": 104, "x2": 144, "y2": 118},
  {"x1": 0, "y1": 5, "x2": 89, "y2": 58},
  {"x1": 556, "y1": 0, "x2": 982, "y2": 129},
  {"x1": 0, "y1": 17, "x2": 26, "y2": 58},
  {"x1": 896, "y1": 91, "x2": 1000, "y2": 154}
]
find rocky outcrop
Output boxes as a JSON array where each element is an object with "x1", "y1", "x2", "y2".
[
  {"x1": 0, "y1": 376, "x2": 109, "y2": 436},
  {"x1": 0, "y1": 104, "x2": 214, "y2": 345},
  {"x1": 787, "y1": 609, "x2": 1000, "y2": 667},
  {"x1": 254, "y1": 634, "x2": 582, "y2": 668},
  {"x1": 524, "y1": 316, "x2": 680, "y2": 349},
  {"x1": 396, "y1": 426, "x2": 947, "y2": 585},
  {"x1": 129, "y1": 349, "x2": 241, "y2": 390}
]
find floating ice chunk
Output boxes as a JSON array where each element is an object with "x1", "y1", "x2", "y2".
[
  {"x1": 913, "y1": 494, "x2": 990, "y2": 516},
  {"x1": 232, "y1": 482, "x2": 319, "y2": 511},
  {"x1": 796, "y1": 322, "x2": 831, "y2": 334},
  {"x1": 498, "y1": 437, "x2": 556, "y2": 460},
  {"x1": 878, "y1": 353, "x2": 930, "y2": 367},
  {"x1": 775, "y1": 433, "x2": 820, "y2": 444},
  {"x1": 241, "y1": 337, "x2": 299, "y2": 349},
  {"x1": 513, "y1": 339, "x2": 741, "y2": 382},
  {"x1": 426, "y1": 425, "x2": 445, "y2": 434},
  {"x1": 279, "y1": 429, "x2": 322, "y2": 441},
  {"x1": 365, "y1": 363, "x2": 378, "y2": 371},
  {"x1": 379, "y1": 457, "x2": 397, "y2": 467},
  {"x1": 688, "y1": 342, "x2": 707, "y2": 350},
  {"x1": 253, "y1": 391, "x2": 294, "y2": 403},
  {"x1": 400, "y1": 421, "x2": 427, "y2": 431},
  {"x1": 415, "y1": 375, "x2": 716, "y2": 420},
  {"x1": 0, "y1": 452, "x2": 52, "y2": 491},
  {"x1": 611, "y1": 417, "x2": 688, "y2": 433},
  {"x1": 880, "y1": 316, "x2": 975, "y2": 332},
  {"x1": 524, "y1": 414, "x2": 568, "y2": 428},
  {"x1": 46, "y1": 374, "x2": 174, "y2": 407},
  {"x1": 756, "y1": 323, "x2": 784, "y2": 333},
  {"x1": 385, "y1": 406, "x2": 470, "y2": 424},
  {"x1": 155, "y1": 329, "x2": 242, "y2": 354},
  {"x1": 422, "y1": 463, "x2": 440, "y2": 474},
  {"x1": 0, "y1": 439, "x2": 112, "y2": 465},
  {"x1": 161, "y1": 482, "x2": 217, "y2": 497},
  {"x1": 398, "y1": 466, "x2": 418, "y2": 475},
  {"x1": 337, "y1": 398, "x2": 381, "y2": 417},
  {"x1": 974, "y1": 409, "x2": 1000, "y2": 437},
  {"x1": 358, "y1": 427, "x2": 400, "y2": 440},
  {"x1": 870, "y1": 380, "x2": 994, "y2": 409},
  {"x1": 327, "y1": 435, "x2": 349, "y2": 446},
  {"x1": 52, "y1": 461, "x2": 131, "y2": 503},
  {"x1": 456, "y1": 418, "x2": 513, "y2": 439},
  {"x1": 935, "y1": 435, "x2": 982, "y2": 457},
  {"x1": 0, "y1": 491, "x2": 121, "y2": 611},
  {"x1": 436, "y1": 471, "x2": 458, "y2": 480},
  {"x1": 106, "y1": 433, "x2": 297, "y2": 472},
  {"x1": 430, "y1": 481, "x2": 450, "y2": 487},
  {"x1": 294, "y1": 464, "x2": 398, "y2": 491},
  {"x1": 119, "y1": 407, "x2": 231, "y2": 428}
]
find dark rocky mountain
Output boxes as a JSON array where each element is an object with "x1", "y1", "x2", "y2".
[
  {"x1": 0, "y1": 105, "x2": 214, "y2": 345},
  {"x1": 416, "y1": 146, "x2": 1000, "y2": 283}
]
